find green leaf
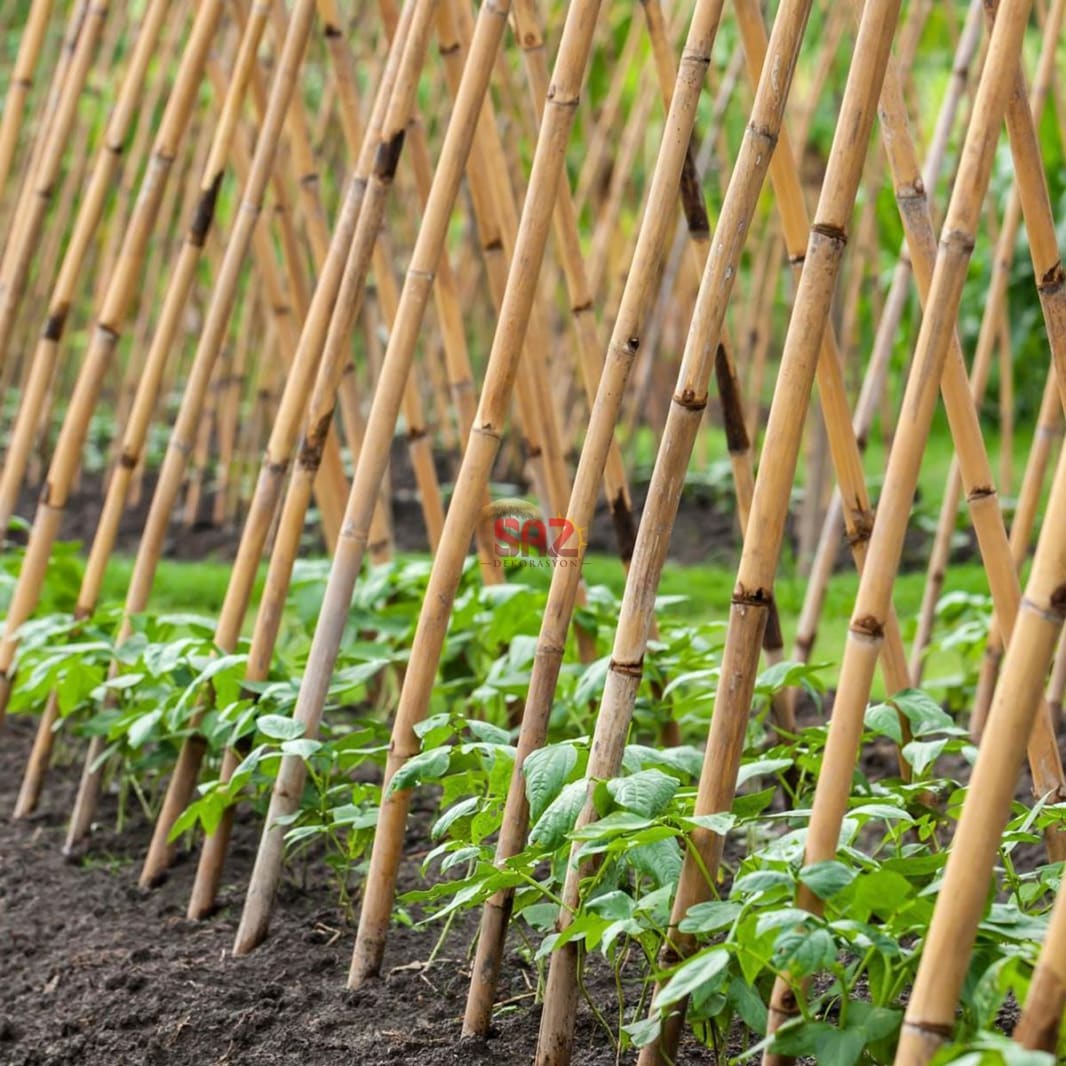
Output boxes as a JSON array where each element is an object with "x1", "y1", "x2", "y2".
[
  {"x1": 432, "y1": 796, "x2": 480, "y2": 839},
  {"x1": 586, "y1": 890, "x2": 635, "y2": 921},
  {"x1": 728, "y1": 975, "x2": 768, "y2": 1034},
  {"x1": 127, "y1": 708, "x2": 162, "y2": 748},
  {"x1": 771, "y1": 924, "x2": 836, "y2": 977},
  {"x1": 811, "y1": 1026, "x2": 866, "y2": 1066},
  {"x1": 529, "y1": 780, "x2": 587, "y2": 849},
  {"x1": 574, "y1": 655, "x2": 610, "y2": 705},
  {"x1": 627, "y1": 837, "x2": 682, "y2": 888},
  {"x1": 621, "y1": 1014, "x2": 661, "y2": 1049},
  {"x1": 656, "y1": 948, "x2": 730, "y2": 1007},
  {"x1": 524, "y1": 743, "x2": 578, "y2": 823},
  {"x1": 902, "y1": 738, "x2": 949, "y2": 776},
  {"x1": 280, "y1": 738, "x2": 323, "y2": 759},
  {"x1": 736, "y1": 758, "x2": 793, "y2": 788},
  {"x1": 257, "y1": 714, "x2": 306, "y2": 741},
  {"x1": 678, "y1": 899, "x2": 742, "y2": 935},
  {"x1": 386, "y1": 747, "x2": 451, "y2": 795},
  {"x1": 606, "y1": 769, "x2": 678, "y2": 817},
  {"x1": 799, "y1": 860, "x2": 856, "y2": 900}
]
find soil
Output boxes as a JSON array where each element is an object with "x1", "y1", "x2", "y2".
[
  {"x1": 0, "y1": 716, "x2": 727, "y2": 1066},
  {"x1": 13, "y1": 436, "x2": 950, "y2": 571}
]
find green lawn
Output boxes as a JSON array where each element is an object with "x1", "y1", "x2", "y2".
[{"x1": 105, "y1": 544, "x2": 991, "y2": 703}]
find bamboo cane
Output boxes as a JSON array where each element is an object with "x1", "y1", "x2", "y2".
[
  {"x1": 557, "y1": 0, "x2": 900, "y2": 1056},
  {"x1": 230, "y1": 0, "x2": 582, "y2": 953},
  {"x1": 143, "y1": 0, "x2": 434, "y2": 892},
  {"x1": 341, "y1": 0, "x2": 611, "y2": 980},
  {"x1": 60, "y1": 5, "x2": 361, "y2": 854},
  {"x1": 764, "y1": 0, "x2": 1056, "y2": 1058},
  {"x1": 796, "y1": 0, "x2": 983, "y2": 672},
  {"x1": 122, "y1": 0, "x2": 379, "y2": 880},
  {"x1": 0, "y1": 0, "x2": 109, "y2": 372},
  {"x1": 0, "y1": 0, "x2": 224, "y2": 729},
  {"x1": 9, "y1": 1, "x2": 271, "y2": 817},
  {"x1": 1012, "y1": 857, "x2": 1066, "y2": 1050},
  {"x1": 971, "y1": 367, "x2": 1065, "y2": 734},
  {"x1": 1, "y1": 0, "x2": 87, "y2": 258},
  {"x1": 925, "y1": 0, "x2": 1066, "y2": 722},
  {"x1": 572, "y1": 12, "x2": 644, "y2": 221},
  {"x1": 0, "y1": 0, "x2": 56, "y2": 224},
  {"x1": 0, "y1": 1, "x2": 188, "y2": 537},
  {"x1": 909, "y1": 153, "x2": 1042, "y2": 677},
  {"x1": 895, "y1": 444, "x2": 1066, "y2": 1065}
]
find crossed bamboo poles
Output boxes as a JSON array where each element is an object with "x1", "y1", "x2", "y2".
[{"x1": 2, "y1": 1, "x2": 1066, "y2": 1061}]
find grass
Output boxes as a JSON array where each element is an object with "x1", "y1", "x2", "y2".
[{"x1": 104, "y1": 546, "x2": 990, "y2": 703}]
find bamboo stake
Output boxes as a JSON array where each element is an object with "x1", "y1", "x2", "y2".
[
  {"x1": 800, "y1": 0, "x2": 985, "y2": 672},
  {"x1": 896, "y1": 444, "x2": 1066, "y2": 1064},
  {"x1": 345, "y1": 0, "x2": 609, "y2": 983},
  {"x1": 116, "y1": 0, "x2": 366, "y2": 879},
  {"x1": 1, "y1": 0, "x2": 87, "y2": 258},
  {"x1": 0, "y1": 0, "x2": 183, "y2": 537},
  {"x1": 1012, "y1": 873, "x2": 1066, "y2": 1050},
  {"x1": 765, "y1": 0, "x2": 1056, "y2": 1057},
  {"x1": 61, "y1": 14, "x2": 356, "y2": 855},
  {"x1": 971, "y1": 366, "x2": 1064, "y2": 733},
  {"x1": 0, "y1": 0, "x2": 224, "y2": 728},
  {"x1": 0, "y1": 0, "x2": 109, "y2": 372},
  {"x1": 10, "y1": 1, "x2": 271, "y2": 817},
  {"x1": 229, "y1": 0, "x2": 549, "y2": 953},
  {"x1": 577, "y1": 0, "x2": 902, "y2": 1055},
  {"x1": 149, "y1": 0, "x2": 432, "y2": 896},
  {"x1": 0, "y1": 0, "x2": 56, "y2": 223},
  {"x1": 909, "y1": 87, "x2": 1054, "y2": 676}
]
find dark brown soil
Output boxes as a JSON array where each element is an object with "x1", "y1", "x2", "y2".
[
  {"x1": 13, "y1": 438, "x2": 948, "y2": 571},
  {"x1": 0, "y1": 716, "x2": 723, "y2": 1066}
]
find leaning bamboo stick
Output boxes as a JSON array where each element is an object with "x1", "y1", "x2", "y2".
[
  {"x1": 765, "y1": 0, "x2": 1051, "y2": 1059},
  {"x1": 1012, "y1": 856, "x2": 1066, "y2": 1051},
  {"x1": 0, "y1": 0, "x2": 109, "y2": 372},
  {"x1": 800, "y1": 0, "x2": 985, "y2": 672},
  {"x1": 971, "y1": 366, "x2": 1064, "y2": 733},
  {"x1": 895, "y1": 440, "x2": 1066, "y2": 1065},
  {"x1": 909, "y1": 123, "x2": 1048, "y2": 675},
  {"x1": 0, "y1": 0, "x2": 182, "y2": 537},
  {"x1": 587, "y1": 0, "x2": 902, "y2": 1056},
  {"x1": 347, "y1": 0, "x2": 604, "y2": 982},
  {"x1": 0, "y1": 0, "x2": 56, "y2": 223},
  {"x1": 0, "y1": 0, "x2": 224, "y2": 728},
  {"x1": 144, "y1": 0, "x2": 430, "y2": 894},
  {"x1": 230, "y1": 0, "x2": 568, "y2": 954},
  {"x1": 95, "y1": 0, "x2": 359, "y2": 873},
  {"x1": 10, "y1": 1, "x2": 269, "y2": 817},
  {"x1": 465, "y1": 0, "x2": 809, "y2": 1033},
  {"x1": 782, "y1": 0, "x2": 1066, "y2": 1041}
]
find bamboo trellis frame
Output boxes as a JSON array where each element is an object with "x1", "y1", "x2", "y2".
[{"x1": 1, "y1": 1, "x2": 1065, "y2": 1063}]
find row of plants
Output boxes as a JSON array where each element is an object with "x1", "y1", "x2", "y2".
[{"x1": 4, "y1": 542, "x2": 1059, "y2": 1064}]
